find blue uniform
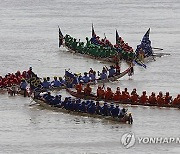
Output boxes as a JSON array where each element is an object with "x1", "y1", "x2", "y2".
[
  {"x1": 100, "y1": 73, "x2": 107, "y2": 80},
  {"x1": 108, "y1": 68, "x2": 116, "y2": 77},
  {"x1": 101, "y1": 104, "x2": 109, "y2": 116},
  {"x1": 20, "y1": 81, "x2": 28, "y2": 90},
  {"x1": 51, "y1": 80, "x2": 61, "y2": 87},
  {"x1": 111, "y1": 106, "x2": 120, "y2": 117},
  {"x1": 42, "y1": 81, "x2": 51, "y2": 89},
  {"x1": 88, "y1": 103, "x2": 96, "y2": 114},
  {"x1": 79, "y1": 102, "x2": 86, "y2": 112},
  {"x1": 82, "y1": 75, "x2": 90, "y2": 83}
]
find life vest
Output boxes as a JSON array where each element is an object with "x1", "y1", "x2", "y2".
[
  {"x1": 157, "y1": 96, "x2": 165, "y2": 105},
  {"x1": 113, "y1": 92, "x2": 121, "y2": 101},
  {"x1": 148, "y1": 96, "x2": 157, "y2": 104},
  {"x1": 130, "y1": 94, "x2": 139, "y2": 103},
  {"x1": 75, "y1": 84, "x2": 82, "y2": 94},
  {"x1": 121, "y1": 92, "x2": 130, "y2": 102},
  {"x1": 139, "y1": 95, "x2": 148, "y2": 104},
  {"x1": 84, "y1": 86, "x2": 92, "y2": 95},
  {"x1": 97, "y1": 88, "x2": 105, "y2": 99},
  {"x1": 105, "y1": 90, "x2": 113, "y2": 100},
  {"x1": 164, "y1": 96, "x2": 172, "y2": 104}
]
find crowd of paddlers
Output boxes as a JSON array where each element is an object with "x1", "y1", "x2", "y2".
[
  {"x1": 64, "y1": 34, "x2": 135, "y2": 62},
  {"x1": 75, "y1": 84, "x2": 180, "y2": 106},
  {"x1": 35, "y1": 91, "x2": 133, "y2": 124}
]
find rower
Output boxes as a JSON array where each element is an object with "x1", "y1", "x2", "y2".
[
  {"x1": 172, "y1": 94, "x2": 180, "y2": 106},
  {"x1": 51, "y1": 76, "x2": 61, "y2": 87},
  {"x1": 89, "y1": 68, "x2": 94, "y2": 74},
  {"x1": 139, "y1": 91, "x2": 148, "y2": 104},
  {"x1": 89, "y1": 71, "x2": 96, "y2": 82},
  {"x1": 105, "y1": 87, "x2": 114, "y2": 100},
  {"x1": 119, "y1": 108, "x2": 127, "y2": 118},
  {"x1": 95, "y1": 101, "x2": 102, "y2": 115},
  {"x1": 157, "y1": 92, "x2": 165, "y2": 105},
  {"x1": 84, "y1": 83, "x2": 92, "y2": 96},
  {"x1": 113, "y1": 87, "x2": 121, "y2": 101},
  {"x1": 164, "y1": 92, "x2": 172, "y2": 104},
  {"x1": 101, "y1": 103, "x2": 109, "y2": 116},
  {"x1": 79, "y1": 101, "x2": 87, "y2": 112},
  {"x1": 20, "y1": 78, "x2": 28, "y2": 97},
  {"x1": 148, "y1": 92, "x2": 157, "y2": 104},
  {"x1": 108, "y1": 66, "x2": 116, "y2": 77},
  {"x1": 42, "y1": 77, "x2": 51, "y2": 89},
  {"x1": 82, "y1": 72, "x2": 90, "y2": 83},
  {"x1": 97, "y1": 85, "x2": 105, "y2": 99},
  {"x1": 87, "y1": 102, "x2": 96, "y2": 114},
  {"x1": 75, "y1": 82, "x2": 83, "y2": 94},
  {"x1": 123, "y1": 88, "x2": 129, "y2": 95},
  {"x1": 59, "y1": 77, "x2": 66, "y2": 86},
  {"x1": 108, "y1": 103, "x2": 115, "y2": 116},
  {"x1": 121, "y1": 91, "x2": 130, "y2": 102},
  {"x1": 130, "y1": 91, "x2": 139, "y2": 104},
  {"x1": 111, "y1": 105, "x2": 120, "y2": 118},
  {"x1": 115, "y1": 62, "x2": 120, "y2": 75}
]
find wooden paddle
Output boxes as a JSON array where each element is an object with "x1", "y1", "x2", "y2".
[{"x1": 152, "y1": 47, "x2": 163, "y2": 50}]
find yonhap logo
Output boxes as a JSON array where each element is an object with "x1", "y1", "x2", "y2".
[{"x1": 121, "y1": 132, "x2": 136, "y2": 148}]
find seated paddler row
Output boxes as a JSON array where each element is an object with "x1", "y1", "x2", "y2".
[
  {"x1": 76, "y1": 84, "x2": 180, "y2": 106},
  {"x1": 37, "y1": 92, "x2": 132, "y2": 119}
]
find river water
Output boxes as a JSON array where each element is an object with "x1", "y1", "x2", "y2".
[{"x1": 0, "y1": 0, "x2": 180, "y2": 153}]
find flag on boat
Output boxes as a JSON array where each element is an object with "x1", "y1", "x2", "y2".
[
  {"x1": 65, "y1": 70, "x2": 78, "y2": 88},
  {"x1": 135, "y1": 28, "x2": 153, "y2": 57},
  {"x1": 59, "y1": 27, "x2": 63, "y2": 48},
  {"x1": 29, "y1": 72, "x2": 42, "y2": 91}
]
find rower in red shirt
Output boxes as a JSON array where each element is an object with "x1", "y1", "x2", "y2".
[
  {"x1": 75, "y1": 83, "x2": 83, "y2": 94},
  {"x1": 139, "y1": 91, "x2": 148, "y2": 104},
  {"x1": 121, "y1": 91, "x2": 130, "y2": 102},
  {"x1": 130, "y1": 90, "x2": 139, "y2": 104},
  {"x1": 84, "y1": 83, "x2": 92, "y2": 96},
  {"x1": 105, "y1": 87, "x2": 114, "y2": 100},
  {"x1": 148, "y1": 92, "x2": 157, "y2": 105},
  {"x1": 157, "y1": 92, "x2": 165, "y2": 106},
  {"x1": 164, "y1": 92, "x2": 172, "y2": 104},
  {"x1": 97, "y1": 85, "x2": 105, "y2": 99},
  {"x1": 172, "y1": 94, "x2": 180, "y2": 106},
  {"x1": 113, "y1": 87, "x2": 121, "y2": 101}
]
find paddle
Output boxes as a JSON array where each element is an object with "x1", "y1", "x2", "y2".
[{"x1": 152, "y1": 47, "x2": 163, "y2": 50}]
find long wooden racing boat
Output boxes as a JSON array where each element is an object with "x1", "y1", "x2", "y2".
[
  {"x1": 63, "y1": 44, "x2": 118, "y2": 64},
  {"x1": 33, "y1": 98, "x2": 133, "y2": 124},
  {"x1": 49, "y1": 66, "x2": 132, "y2": 91},
  {"x1": 87, "y1": 66, "x2": 132, "y2": 84},
  {"x1": 66, "y1": 89, "x2": 180, "y2": 109}
]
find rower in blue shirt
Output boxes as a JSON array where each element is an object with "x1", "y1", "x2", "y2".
[
  {"x1": 87, "y1": 102, "x2": 96, "y2": 114},
  {"x1": 51, "y1": 76, "x2": 61, "y2": 87},
  {"x1": 101, "y1": 103, "x2": 109, "y2": 116},
  {"x1": 108, "y1": 66, "x2": 116, "y2": 77},
  {"x1": 82, "y1": 72, "x2": 90, "y2": 83},
  {"x1": 89, "y1": 71, "x2": 96, "y2": 81},
  {"x1": 20, "y1": 79, "x2": 28, "y2": 90},
  {"x1": 42, "y1": 78, "x2": 51, "y2": 89},
  {"x1": 79, "y1": 101, "x2": 86, "y2": 112},
  {"x1": 59, "y1": 77, "x2": 66, "y2": 86},
  {"x1": 51, "y1": 95, "x2": 62, "y2": 106},
  {"x1": 95, "y1": 101, "x2": 102, "y2": 115},
  {"x1": 109, "y1": 103, "x2": 115, "y2": 116},
  {"x1": 111, "y1": 105, "x2": 120, "y2": 118},
  {"x1": 43, "y1": 92, "x2": 54, "y2": 104}
]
